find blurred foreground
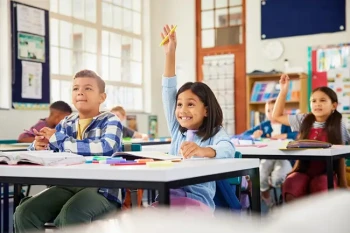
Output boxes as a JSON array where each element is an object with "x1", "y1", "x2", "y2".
[{"x1": 41, "y1": 190, "x2": 350, "y2": 233}]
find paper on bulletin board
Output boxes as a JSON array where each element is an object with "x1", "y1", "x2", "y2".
[
  {"x1": 312, "y1": 44, "x2": 350, "y2": 114},
  {"x1": 327, "y1": 62, "x2": 350, "y2": 113},
  {"x1": 17, "y1": 4, "x2": 45, "y2": 36},
  {"x1": 18, "y1": 33, "x2": 45, "y2": 62},
  {"x1": 21, "y1": 61, "x2": 42, "y2": 99}
]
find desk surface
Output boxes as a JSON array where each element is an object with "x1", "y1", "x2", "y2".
[
  {"x1": 0, "y1": 158, "x2": 258, "y2": 182},
  {"x1": 237, "y1": 144, "x2": 350, "y2": 157}
]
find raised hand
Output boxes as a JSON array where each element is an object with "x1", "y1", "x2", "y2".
[
  {"x1": 160, "y1": 24, "x2": 177, "y2": 55},
  {"x1": 279, "y1": 74, "x2": 290, "y2": 93}
]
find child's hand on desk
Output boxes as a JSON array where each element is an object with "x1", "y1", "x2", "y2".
[
  {"x1": 37, "y1": 127, "x2": 56, "y2": 140},
  {"x1": 180, "y1": 142, "x2": 216, "y2": 159},
  {"x1": 252, "y1": 130, "x2": 263, "y2": 139},
  {"x1": 271, "y1": 134, "x2": 287, "y2": 140},
  {"x1": 33, "y1": 133, "x2": 49, "y2": 150}
]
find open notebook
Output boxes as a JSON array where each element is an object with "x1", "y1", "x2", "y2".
[
  {"x1": 112, "y1": 151, "x2": 182, "y2": 162},
  {"x1": 0, "y1": 151, "x2": 86, "y2": 166}
]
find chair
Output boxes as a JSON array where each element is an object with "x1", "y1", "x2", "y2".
[
  {"x1": 44, "y1": 144, "x2": 142, "y2": 229},
  {"x1": 121, "y1": 143, "x2": 144, "y2": 209},
  {"x1": 213, "y1": 151, "x2": 243, "y2": 212}
]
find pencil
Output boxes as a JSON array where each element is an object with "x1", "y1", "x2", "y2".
[{"x1": 159, "y1": 25, "x2": 178, "y2": 46}]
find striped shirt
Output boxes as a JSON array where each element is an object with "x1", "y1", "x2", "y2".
[
  {"x1": 288, "y1": 114, "x2": 350, "y2": 144},
  {"x1": 28, "y1": 111, "x2": 124, "y2": 203}
]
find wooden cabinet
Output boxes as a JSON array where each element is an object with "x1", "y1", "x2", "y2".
[{"x1": 246, "y1": 73, "x2": 308, "y2": 129}]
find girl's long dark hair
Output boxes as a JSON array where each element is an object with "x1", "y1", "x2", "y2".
[
  {"x1": 294, "y1": 86, "x2": 342, "y2": 173},
  {"x1": 176, "y1": 82, "x2": 223, "y2": 141}
]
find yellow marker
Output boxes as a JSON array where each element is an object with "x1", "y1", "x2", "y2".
[
  {"x1": 159, "y1": 25, "x2": 178, "y2": 46},
  {"x1": 146, "y1": 161, "x2": 174, "y2": 167}
]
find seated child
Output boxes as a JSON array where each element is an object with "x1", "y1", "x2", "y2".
[
  {"x1": 18, "y1": 101, "x2": 72, "y2": 143},
  {"x1": 241, "y1": 99, "x2": 297, "y2": 206},
  {"x1": 14, "y1": 70, "x2": 123, "y2": 232},
  {"x1": 159, "y1": 24, "x2": 235, "y2": 211},
  {"x1": 272, "y1": 74, "x2": 349, "y2": 202},
  {"x1": 111, "y1": 106, "x2": 148, "y2": 140}
]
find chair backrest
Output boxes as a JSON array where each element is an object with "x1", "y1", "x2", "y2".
[
  {"x1": 214, "y1": 180, "x2": 242, "y2": 211},
  {"x1": 122, "y1": 143, "x2": 142, "y2": 152},
  {"x1": 213, "y1": 150, "x2": 243, "y2": 211},
  {"x1": 227, "y1": 151, "x2": 242, "y2": 185}
]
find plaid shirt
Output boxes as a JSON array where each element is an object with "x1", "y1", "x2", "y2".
[{"x1": 29, "y1": 111, "x2": 124, "y2": 204}]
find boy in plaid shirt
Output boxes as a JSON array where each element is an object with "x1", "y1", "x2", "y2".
[{"x1": 14, "y1": 70, "x2": 123, "y2": 232}]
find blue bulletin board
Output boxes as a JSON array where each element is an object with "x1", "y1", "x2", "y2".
[
  {"x1": 261, "y1": 0, "x2": 346, "y2": 39},
  {"x1": 10, "y1": 1, "x2": 50, "y2": 110}
]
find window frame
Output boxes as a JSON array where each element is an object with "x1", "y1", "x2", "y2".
[{"x1": 50, "y1": 0, "x2": 145, "y2": 112}]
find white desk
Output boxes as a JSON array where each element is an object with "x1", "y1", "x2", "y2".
[
  {"x1": 237, "y1": 144, "x2": 350, "y2": 189},
  {"x1": 0, "y1": 158, "x2": 260, "y2": 212},
  {"x1": 142, "y1": 144, "x2": 171, "y2": 153}
]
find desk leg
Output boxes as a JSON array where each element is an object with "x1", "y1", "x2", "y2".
[
  {"x1": 3, "y1": 183, "x2": 9, "y2": 233},
  {"x1": 13, "y1": 184, "x2": 22, "y2": 211},
  {"x1": 251, "y1": 167, "x2": 261, "y2": 214},
  {"x1": 1, "y1": 183, "x2": 2, "y2": 233},
  {"x1": 157, "y1": 184, "x2": 170, "y2": 206},
  {"x1": 326, "y1": 157, "x2": 334, "y2": 189}
]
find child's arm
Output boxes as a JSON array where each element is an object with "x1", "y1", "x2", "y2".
[
  {"x1": 48, "y1": 116, "x2": 123, "y2": 156},
  {"x1": 181, "y1": 128, "x2": 235, "y2": 159},
  {"x1": 162, "y1": 24, "x2": 176, "y2": 77},
  {"x1": 241, "y1": 122, "x2": 267, "y2": 138},
  {"x1": 205, "y1": 128, "x2": 236, "y2": 159},
  {"x1": 272, "y1": 74, "x2": 291, "y2": 126},
  {"x1": 161, "y1": 25, "x2": 179, "y2": 135}
]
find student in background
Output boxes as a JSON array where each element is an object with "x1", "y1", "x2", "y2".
[
  {"x1": 241, "y1": 98, "x2": 297, "y2": 207},
  {"x1": 14, "y1": 70, "x2": 123, "y2": 232},
  {"x1": 272, "y1": 74, "x2": 349, "y2": 202},
  {"x1": 18, "y1": 101, "x2": 72, "y2": 143},
  {"x1": 160, "y1": 24, "x2": 235, "y2": 211},
  {"x1": 111, "y1": 106, "x2": 148, "y2": 139}
]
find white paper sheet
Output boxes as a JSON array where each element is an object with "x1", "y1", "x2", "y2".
[
  {"x1": 21, "y1": 61, "x2": 42, "y2": 99},
  {"x1": 17, "y1": 4, "x2": 45, "y2": 36}
]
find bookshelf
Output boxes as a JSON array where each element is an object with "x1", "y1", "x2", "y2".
[{"x1": 246, "y1": 73, "x2": 308, "y2": 129}]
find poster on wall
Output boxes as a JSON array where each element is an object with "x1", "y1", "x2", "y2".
[
  {"x1": 21, "y1": 61, "x2": 42, "y2": 99},
  {"x1": 18, "y1": 33, "x2": 45, "y2": 62},
  {"x1": 11, "y1": 2, "x2": 50, "y2": 110},
  {"x1": 309, "y1": 43, "x2": 350, "y2": 126},
  {"x1": 17, "y1": 3, "x2": 45, "y2": 36},
  {"x1": 148, "y1": 115, "x2": 158, "y2": 138}
]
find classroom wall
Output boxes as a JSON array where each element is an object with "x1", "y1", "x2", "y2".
[
  {"x1": 149, "y1": 0, "x2": 196, "y2": 137},
  {"x1": 246, "y1": 0, "x2": 350, "y2": 72},
  {"x1": 0, "y1": 0, "x2": 50, "y2": 140}
]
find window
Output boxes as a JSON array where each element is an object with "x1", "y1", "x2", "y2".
[
  {"x1": 200, "y1": 0, "x2": 243, "y2": 48},
  {"x1": 50, "y1": 0, "x2": 144, "y2": 111}
]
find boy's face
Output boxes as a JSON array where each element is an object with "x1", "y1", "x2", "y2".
[
  {"x1": 72, "y1": 77, "x2": 106, "y2": 113},
  {"x1": 265, "y1": 102, "x2": 274, "y2": 121}
]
